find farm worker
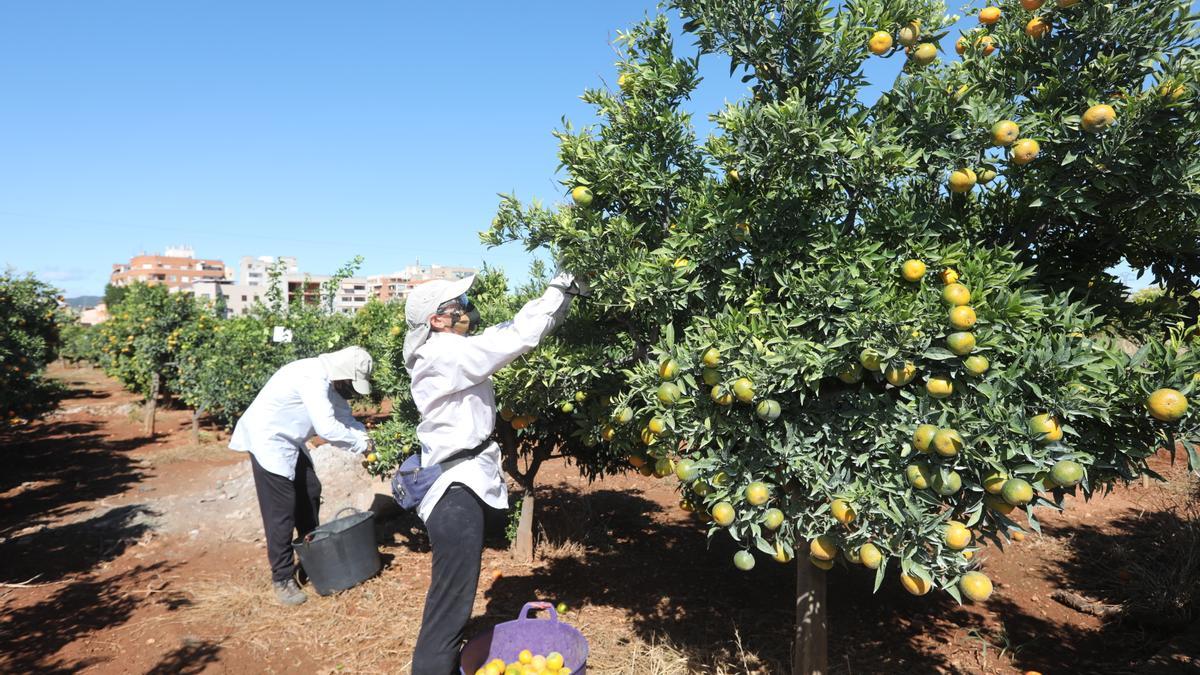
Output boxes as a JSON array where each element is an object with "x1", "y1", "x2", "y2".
[
  {"x1": 403, "y1": 269, "x2": 586, "y2": 674},
  {"x1": 229, "y1": 345, "x2": 375, "y2": 606}
]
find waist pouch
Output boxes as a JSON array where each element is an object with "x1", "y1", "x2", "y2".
[{"x1": 391, "y1": 438, "x2": 491, "y2": 511}]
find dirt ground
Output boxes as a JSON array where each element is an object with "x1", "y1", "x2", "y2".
[{"x1": 1, "y1": 364, "x2": 1197, "y2": 674}]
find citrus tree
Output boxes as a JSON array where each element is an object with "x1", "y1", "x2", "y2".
[
  {"x1": 0, "y1": 271, "x2": 64, "y2": 428},
  {"x1": 482, "y1": 2, "x2": 1200, "y2": 669}
]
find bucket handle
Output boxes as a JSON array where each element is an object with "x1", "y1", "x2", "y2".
[
  {"x1": 517, "y1": 601, "x2": 559, "y2": 623},
  {"x1": 333, "y1": 507, "x2": 362, "y2": 520}
]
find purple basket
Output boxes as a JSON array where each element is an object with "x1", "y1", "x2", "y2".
[{"x1": 459, "y1": 602, "x2": 589, "y2": 674}]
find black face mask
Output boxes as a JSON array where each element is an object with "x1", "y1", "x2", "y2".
[
  {"x1": 333, "y1": 380, "x2": 358, "y2": 400},
  {"x1": 437, "y1": 295, "x2": 481, "y2": 333}
]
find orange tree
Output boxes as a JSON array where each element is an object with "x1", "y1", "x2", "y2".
[
  {"x1": 482, "y1": 2, "x2": 1200, "y2": 668},
  {"x1": 0, "y1": 272, "x2": 65, "y2": 427}
]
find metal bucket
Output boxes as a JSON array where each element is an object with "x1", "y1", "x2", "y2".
[
  {"x1": 459, "y1": 602, "x2": 588, "y2": 674},
  {"x1": 292, "y1": 507, "x2": 380, "y2": 596}
]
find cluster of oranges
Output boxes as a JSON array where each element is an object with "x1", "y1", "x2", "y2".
[{"x1": 475, "y1": 649, "x2": 570, "y2": 675}]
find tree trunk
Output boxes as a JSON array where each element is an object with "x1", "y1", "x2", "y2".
[
  {"x1": 191, "y1": 408, "x2": 203, "y2": 444},
  {"x1": 792, "y1": 562, "x2": 828, "y2": 675},
  {"x1": 143, "y1": 372, "x2": 160, "y2": 437},
  {"x1": 511, "y1": 491, "x2": 535, "y2": 563}
]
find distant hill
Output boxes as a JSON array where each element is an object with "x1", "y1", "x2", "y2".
[{"x1": 65, "y1": 296, "x2": 103, "y2": 308}]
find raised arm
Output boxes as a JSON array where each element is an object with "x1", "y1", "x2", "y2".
[{"x1": 299, "y1": 378, "x2": 370, "y2": 454}]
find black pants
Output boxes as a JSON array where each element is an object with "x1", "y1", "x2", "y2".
[
  {"x1": 411, "y1": 484, "x2": 504, "y2": 675},
  {"x1": 250, "y1": 452, "x2": 321, "y2": 583}
]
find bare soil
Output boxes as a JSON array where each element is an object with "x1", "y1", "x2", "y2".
[{"x1": 1, "y1": 364, "x2": 1196, "y2": 674}]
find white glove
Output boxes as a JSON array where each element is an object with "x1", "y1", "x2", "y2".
[{"x1": 549, "y1": 270, "x2": 591, "y2": 298}]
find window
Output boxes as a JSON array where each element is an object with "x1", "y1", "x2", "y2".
[
  {"x1": 142, "y1": 263, "x2": 153, "y2": 269},
  {"x1": 181, "y1": 276, "x2": 189, "y2": 282},
  {"x1": 241, "y1": 295, "x2": 248, "y2": 301}
]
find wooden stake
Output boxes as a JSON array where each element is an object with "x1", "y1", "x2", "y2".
[
  {"x1": 511, "y1": 491, "x2": 535, "y2": 563},
  {"x1": 144, "y1": 372, "x2": 159, "y2": 437},
  {"x1": 792, "y1": 562, "x2": 828, "y2": 675}
]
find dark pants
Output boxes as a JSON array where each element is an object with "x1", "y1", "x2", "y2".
[
  {"x1": 250, "y1": 452, "x2": 322, "y2": 583},
  {"x1": 411, "y1": 484, "x2": 504, "y2": 675}
]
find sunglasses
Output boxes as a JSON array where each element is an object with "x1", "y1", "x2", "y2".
[{"x1": 436, "y1": 294, "x2": 473, "y2": 314}]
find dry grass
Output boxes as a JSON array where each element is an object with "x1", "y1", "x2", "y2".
[{"x1": 147, "y1": 440, "x2": 233, "y2": 465}]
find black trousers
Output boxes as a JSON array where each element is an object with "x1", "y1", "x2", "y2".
[
  {"x1": 411, "y1": 484, "x2": 505, "y2": 675},
  {"x1": 249, "y1": 452, "x2": 322, "y2": 583}
]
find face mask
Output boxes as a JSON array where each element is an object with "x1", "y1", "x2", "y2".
[
  {"x1": 437, "y1": 295, "x2": 481, "y2": 334},
  {"x1": 333, "y1": 380, "x2": 357, "y2": 400}
]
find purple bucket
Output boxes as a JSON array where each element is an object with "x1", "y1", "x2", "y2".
[{"x1": 459, "y1": 602, "x2": 589, "y2": 674}]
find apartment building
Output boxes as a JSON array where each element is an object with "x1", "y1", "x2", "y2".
[
  {"x1": 109, "y1": 246, "x2": 228, "y2": 291},
  {"x1": 367, "y1": 263, "x2": 475, "y2": 302}
]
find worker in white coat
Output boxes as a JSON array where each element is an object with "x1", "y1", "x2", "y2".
[
  {"x1": 230, "y1": 345, "x2": 375, "y2": 606},
  {"x1": 402, "y1": 270, "x2": 585, "y2": 674}
]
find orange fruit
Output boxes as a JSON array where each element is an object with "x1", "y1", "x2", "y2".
[
  {"x1": 1012, "y1": 138, "x2": 1041, "y2": 165},
  {"x1": 884, "y1": 361, "x2": 917, "y2": 387},
  {"x1": 810, "y1": 535, "x2": 839, "y2": 561},
  {"x1": 710, "y1": 385, "x2": 733, "y2": 406},
  {"x1": 955, "y1": 37, "x2": 967, "y2": 56},
  {"x1": 944, "y1": 521, "x2": 972, "y2": 549},
  {"x1": 1021, "y1": 0, "x2": 1045, "y2": 9},
  {"x1": 913, "y1": 424, "x2": 938, "y2": 452},
  {"x1": 859, "y1": 348, "x2": 883, "y2": 371},
  {"x1": 1050, "y1": 459, "x2": 1084, "y2": 487},
  {"x1": 926, "y1": 376, "x2": 954, "y2": 399},
  {"x1": 986, "y1": 494, "x2": 1016, "y2": 514},
  {"x1": 1081, "y1": 104, "x2": 1116, "y2": 133},
  {"x1": 1147, "y1": 388, "x2": 1188, "y2": 422},
  {"x1": 978, "y1": 168, "x2": 998, "y2": 184},
  {"x1": 838, "y1": 363, "x2": 865, "y2": 384},
  {"x1": 898, "y1": 21, "x2": 921, "y2": 46},
  {"x1": 712, "y1": 502, "x2": 735, "y2": 526},
  {"x1": 1002, "y1": 478, "x2": 1034, "y2": 506},
  {"x1": 975, "y1": 35, "x2": 997, "y2": 56},
  {"x1": 946, "y1": 332, "x2": 977, "y2": 356},
  {"x1": 983, "y1": 471, "x2": 1008, "y2": 495},
  {"x1": 773, "y1": 542, "x2": 794, "y2": 563},
  {"x1": 1025, "y1": 16, "x2": 1051, "y2": 39},
  {"x1": 901, "y1": 259, "x2": 927, "y2": 281},
  {"x1": 701, "y1": 347, "x2": 721, "y2": 367},
  {"x1": 658, "y1": 359, "x2": 679, "y2": 380},
  {"x1": 571, "y1": 186, "x2": 593, "y2": 207},
  {"x1": 1029, "y1": 413, "x2": 1063, "y2": 443},
  {"x1": 948, "y1": 169, "x2": 977, "y2": 193},
  {"x1": 964, "y1": 355, "x2": 989, "y2": 376},
  {"x1": 809, "y1": 554, "x2": 835, "y2": 570},
  {"x1": 657, "y1": 382, "x2": 682, "y2": 406},
  {"x1": 648, "y1": 417, "x2": 666, "y2": 434},
  {"x1": 911, "y1": 43, "x2": 937, "y2": 66},
  {"x1": 992, "y1": 120, "x2": 1020, "y2": 146},
  {"x1": 949, "y1": 305, "x2": 977, "y2": 329},
  {"x1": 900, "y1": 572, "x2": 933, "y2": 596},
  {"x1": 906, "y1": 463, "x2": 932, "y2": 489},
  {"x1": 1057, "y1": 0, "x2": 1080, "y2": 6},
  {"x1": 859, "y1": 543, "x2": 883, "y2": 569},
  {"x1": 868, "y1": 31, "x2": 894, "y2": 55},
  {"x1": 960, "y1": 571, "x2": 993, "y2": 602},
  {"x1": 1012, "y1": 529, "x2": 1027, "y2": 541},
  {"x1": 940, "y1": 268, "x2": 959, "y2": 285},
  {"x1": 732, "y1": 377, "x2": 755, "y2": 403},
  {"x1": 933, "y1": 429, "x2": 964, "y2": 457},
  {"x1": 733, "y1": 222, "x2": 750, "y2": 241},
  {"x1": 831, "y1": 498, "x2": 856, "y2": 525},
  {"x1": 745, "y1": 481, "x2": 771, "y2": 505},
  {"x1": 979, "y1": 7, "x2": 1001, "y2": 25},
  {"x1": 763, "y1": 507, "x2": 785, "y2": 530},
  {"x1": 943, "y1": 283, "x2": 971, "y2": 306}
]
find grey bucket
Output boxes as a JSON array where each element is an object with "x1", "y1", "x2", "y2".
[{"x1": 292, "y1": 507, "x2": 381, "y2": 596}]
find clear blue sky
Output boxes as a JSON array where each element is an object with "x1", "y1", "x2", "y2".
[{"x1": 0, "y1": 2, "x2": 1154, "y2": 297}]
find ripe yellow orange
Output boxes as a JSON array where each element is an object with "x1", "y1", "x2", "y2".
[
  {"x1": 512, "y1": 416, "x2": 530, "y2": 430},
  {"x1": 906, "y1": 463, "x2": 932, "y2": 489},
  {"x1": 1021, "y1": 0, "x2": 1045, "y2": 9},
  {"x1": 673, "y1": 257, "x2": 690, "y2": 268},
  {"x1": 955, "y1": 37, "x2": 967, "y2": 56},
  {"x1": 810, "y1": 535, "x2": 839, "y2": 561},
  {"x1": 518, "y1": 650, "x2": 533, "y2": 665},
  {"x1": 975, "y1": 35, "x2": 997, "y2": 56},
  {"x1": 773, "y1": 543, "x2": 794, "y2": 563},
  {"x1": 977, "y1": 168, "x2": 998, "y2": 184},
  {"x1": 933, "y1": 428, "x2": 964, "y2": 457},
  {"x1": 745, "y1": 481, "x2": 771, "y2": 505},
  {"x1": 1012, "y1": 138, "x2": 1041, "y2": 165},
  {"x1": 571, "y1": 186, "x2": 593, "y2": 207},
  {"x1": 948, "y1": 169, "x2": 976, "y2": 193},
  {"x1": 898, "y1": 21, "x2": 921, "y2": 46},
  {"x1": 940, "y1": 268, "x2": 959, "y2": 285},
  {"x1": 943, "y1": 282, "x2": 971, "y2": 306},
  {"x1": 648, "y1": 417, "x2": 666, "y2": 434},
  {"x1": 960, "y1": 571, "x2": 994, "y2": 602},
  {"x1": 900, "y1": 572, "x2": 933, "y2": 596},
  {"x1": 884, "y1": 361, "x2": 917, "y2": 387},
  {"x1": 911, "y1": 43, "x2": 937, "y2": 66},
  {"x1": 1012, "y1": 529, "x2": 1027, "y2": 541},
  {"x1": 658, "y1": 358, "x2": 679, "y2": 380},
  {"x1": 733, "y1": 222, "x2": 750, "y2": 241},
  {"x1": 964, "y1": 355, "x2": 989, "y2": 376},
  {"x1": 831, "y1": 498, "x2": 856, "y2": 525},
  {"x1": 1160, "y1": 82, "x2": 1186, "y2": 101},
  {"x1": 901, "y1": 259, "x2": 927, "y2": 281},
  {"x1": 1025, "y1": 16, "x2": 1051, "y2": 39},
  {"x1": 986, "y1": 494, "x2": 1016, "y2": 514},
  {"x1": 1147, "y1": 388, "x2": 1188, "y2": 422},
  {"x1": 712, "y1": 502, "x2": 735, "y2": 526},
  {"x1": 1081, "y1": 104, "x2": 1116, "y2": 133},
  {"x1": 926, "y1": 376, "x2": 954, "y2": 399},
  {"x1": 702, "y1": 347, "x2": 721, "y2": 367},
  {"x1": 979, "y1": 7, "x2": 1001, "y2": 24},
  {"x1": 983, "y1": 471, "x2": 1008, "y2": 494},
  {"x1": 992, "y1": 120, "x2": 1020, "y2": 146},
  {"x1": 913, "y1": 424, "x2": 937, "y2": 452},
  {"x1": 732, "y1": 377, "x2": 755, "y2": 403},
  {"x1": 944, "y1": 521, "x2": 972, "y2": 549},
  {"x1": 947, "y1": 332, "x2": 977, "y2": 356},
  {"x1": 949, "y1": 305, "x2": 977, "y2": 329},
  {"x1": 657, "y1": 382, "x2": 682, "y2": 406},
  {"x1": 860, "y1": 348, "x2": 882, "y2": 372},
  {"x1": 963, "y1": 550, "x2": 975, "y2": 560},
  {"x1": 763, "y1": 507, "x2": 784, "y2": 530},
  {"x1": 868, "y1": 31, "x2": 894, "y2": 55},
  {"x1": 1029, "y1": 413, "x2": 1063, "y2": 443},
  {"x1": 859, "y1": 543, "x2": 883, "y2": 569}
]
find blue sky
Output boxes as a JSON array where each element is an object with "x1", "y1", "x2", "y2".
[{"x1": 0, "y1": 1, "x2": 1154, "y2": 297}]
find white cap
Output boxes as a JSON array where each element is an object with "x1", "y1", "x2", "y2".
[
  {"x1": 318, "y1": 345, "x2": 374, "y2": 395},
  {"x1": 402, "y1": 275, "x2": 476, "y2": 371}
]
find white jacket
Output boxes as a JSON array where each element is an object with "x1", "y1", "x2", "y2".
[
  {"x1": 230, "y1": 357, "x2": 370, "y2": 479},
  {"x1": 408, "y1": 284, "x2": 572, "y2": 521}
]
